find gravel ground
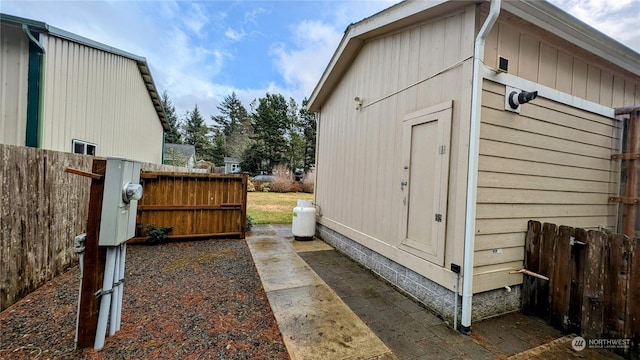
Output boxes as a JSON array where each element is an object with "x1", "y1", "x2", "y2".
[{"x1": 0, "y1": 239, "x2": 289, "y2": 359}]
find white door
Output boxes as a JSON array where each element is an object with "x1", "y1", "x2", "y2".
[{"x1": 399, "y1": 101, "x2": 452, "y2": 266}]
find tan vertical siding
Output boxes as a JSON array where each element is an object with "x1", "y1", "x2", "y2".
[
  {"x1": 1, "y1": 23, "x2": 29, "y2": 146},
  {"x1": 473, "y1": 80, "x2": 620, "y2": 292},
  {"x1": 40, "y1": 34, "x2": 163, "y2": 163},
  {"x1": 316, "y1": 6, "x2": 476, "y2": 291},
  {"x1": 484, "y1": 20, "x2": 640, "y2": 109}
]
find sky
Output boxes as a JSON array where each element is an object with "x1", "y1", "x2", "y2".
[{"x1": 2, "y1": 0, "x2": 639, "y2": 123}]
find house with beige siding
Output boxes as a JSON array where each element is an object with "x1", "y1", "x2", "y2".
[
  {"x1": 308, "y1": 0, "x2": 639, "y2": 333},
  {"x1": 0, "y1": 14, "x2": 168, "y2": 163}
]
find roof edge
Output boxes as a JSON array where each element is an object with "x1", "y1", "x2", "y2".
[
  {"x1": 1, "y1": 13, "x2": 169, "y2": 131},
  {"x1": 503, "y1": 0, "x2": 640, "y2": 76}
]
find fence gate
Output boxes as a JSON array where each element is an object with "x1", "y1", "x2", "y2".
[
  {"x1": 132, "y1": 172, "x2": 247, "y2": 242},
  {"x1": 522, "y1": 220, "x2": 639, "y2": 358}
]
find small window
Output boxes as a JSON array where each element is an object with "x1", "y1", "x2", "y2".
[{"x1": 72, "y1": 139, "x2": 97, "y2": 156}]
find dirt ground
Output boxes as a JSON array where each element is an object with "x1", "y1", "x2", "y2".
[{"x1": 0, "y1": 239, "x2": 289, "y2": 360}]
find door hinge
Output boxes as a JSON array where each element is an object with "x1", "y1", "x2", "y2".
[
  {"x1": 435, "y1": 213, "x2": 443, "y2": 222},
  {"x1": 439, "y1": 145, "x2": 446, "y2": 155}
]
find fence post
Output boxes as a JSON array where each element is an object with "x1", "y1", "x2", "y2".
[
  {"x1": 538, "y1": 223, "x2": 557, "y2": 321},
  {"x1": 581, "y1": 230, "x2": 606, "y2": 340},
  {"x1": 550, "y1": 225, "x2": 574, "y2": 331},
  {"x1": 625, "y1": 237, "x2": 639, "y2": 357},
  {"x1": 522, "y1": 221, "x2": 542, "y2": 315},
  {"x1": 76, "y1": 159, "x2": 107, "y2": 348},
  {"x1": 603, "y1": 234, "x2": 631, "y2": 341}
]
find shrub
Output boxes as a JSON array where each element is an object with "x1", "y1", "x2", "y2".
[
  {"x1": 260, "y1": 183, "x2": 270, "y2": 192},
  {"x1": 247, "y1": 179, "x2": 255, "y2": 192},
  {"x1": 302, "y1": 169, "x2": 315, "y2": 193},
  {"x1": 269, "y1": 164, "x2": 297, "y2": 193}
]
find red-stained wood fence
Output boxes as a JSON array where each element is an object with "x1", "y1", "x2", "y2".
[
  {"x1": 522, "y1": 220, "x2": 639, "y2": 358},
  {"x1": 132, "y1": 172, "x2": 248, "y2": 242}
]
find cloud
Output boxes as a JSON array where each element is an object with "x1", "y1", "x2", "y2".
[
  {"x1": 271, "y1": 20, "x2": 343, "y2": 98},
  {"x1": 548, "y1": 0, "x2": 640, "y2": 51},
  {"x1": 225, "y1": 27, "x2": 245, "y2": 41}
]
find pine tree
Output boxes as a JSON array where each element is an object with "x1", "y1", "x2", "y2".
[
  {"x1": 161, "y1": 91, "x2": 182, "y2": 144},
  {"x1": 182, "y1": 104, "x2": 213, "y2": 162},
  {"x1": 299, "y1": 98, "x2": 317, "y2": 171},
  {"x1": 243, "y1": 93, "x2": 288, "y2": 173},
  {"x1": 211, "y1": 92, "x2": 252, "y2": 159}
]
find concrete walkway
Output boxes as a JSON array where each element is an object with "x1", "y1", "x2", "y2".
[
  {"x1": 247, "y1": 224, "x2": 624, "y2": 360},
  {"x1": 246, "y1": 224, "x2": 396, "y2": 360}
]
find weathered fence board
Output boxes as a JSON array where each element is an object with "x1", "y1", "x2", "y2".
[
  {"x1": 133, "y1": 172, "x2": 247, "y2": 242},
  {"x1": 524, "y1": 220, "x2": 639, "y2": 358},
  {"x1": 522, "y1": 220, "x2": 541, "y2": 315},
  {"x1": 581, "y1": 230, "x2": 606, "y2": 340},
  {"x1": 1, "y1": 144, "x2": 202, "y2": 311},
  {"x1": 537, "y1": 222, "x2": 556, "y2": 321},
  {"x1": 0, "y1": 144, "x2": 92, "y2": 311}
]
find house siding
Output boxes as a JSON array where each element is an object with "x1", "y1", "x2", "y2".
[
  {"x1": 0, "y1": 23, "x2": 29, "y2": 146},
  {"x1": 473, "y1": 79, "x2": 623, "y2": 292},
  {"x1": 471, "y1": 13, "x2": 640, "y2": 292},
  {"x1": 40, "y1": 34, "x2": 163, "y2": 163},
  {"x1": 483, "y1": 17, "x2": 640, "y2": 108},
  {"x1": 316, "y1": 5, "x2": 476, "y2": 292}
]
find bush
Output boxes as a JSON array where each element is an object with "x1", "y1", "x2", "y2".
[
  {"x1": 302, "y1": 169, "x2": 315, "y2": 193},
  {"x1": 269, "y1": 164, "x2": 297, "y2": 193},
  {"x1": 247, "y1": 179, "x2": 255, "y2": 192}
]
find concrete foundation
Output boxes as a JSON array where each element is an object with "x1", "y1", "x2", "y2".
[{"x1": 316, "y1": 223, "x2": 521, "y2": 323}]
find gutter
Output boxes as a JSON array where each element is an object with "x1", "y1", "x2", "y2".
[
  {"x1": 22, "y1": 24, "x2": 46, "y2": 148},
  {"x1": 461, "y1": 0, "x2": 501, "y2": 335}
]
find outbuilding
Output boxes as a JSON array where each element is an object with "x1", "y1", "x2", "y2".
[
  {"x1": 308, "y1": 0, "x2": 639, "y2": 332},
  {"x1": 0, "y1": 14, "x2": 168, "y2": 163}
]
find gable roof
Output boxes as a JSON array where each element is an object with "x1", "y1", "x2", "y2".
[
  {"x1": 0, "y1": 13, "x2": 169, "y2": 131},
  {"x1": 307, "y1": 0, "x2": 640, "y2": 112}
]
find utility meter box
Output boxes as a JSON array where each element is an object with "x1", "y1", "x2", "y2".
[{"x1": 98, "y1": 158, "x2": 143, "y2": 246}]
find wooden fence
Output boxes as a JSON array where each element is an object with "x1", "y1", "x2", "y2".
[
  {"x1": 132, "y1": 172, "x2": 247, "y2": 242},
  {"x1": 523, "y1": 220, "x2": 639, "y2": 357},
  {"x1": 0, "y1": 144, "x2": 200, "y2": 311}
]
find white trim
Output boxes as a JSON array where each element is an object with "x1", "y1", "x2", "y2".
[
  {"x1": 482, "y1": 66, "x2": 616, "y2": 119},
  {"x1": 72, "y1": 139, "x2": 97, "y2": 156}
]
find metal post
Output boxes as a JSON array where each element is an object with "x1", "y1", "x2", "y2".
[
  {"x1": 116, "y1": 243, "x2": 127, "y2": 332},
  {"x1": 94, "y1": 247, "x2": 117, "y2": 350},
  {"x1": 109, "y1": 247, "x2": 120, "y2": 337}
]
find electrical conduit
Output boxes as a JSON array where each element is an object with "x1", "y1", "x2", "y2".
[{"x1": 461, "y1": 0, "x2": 501, "y2": 335}]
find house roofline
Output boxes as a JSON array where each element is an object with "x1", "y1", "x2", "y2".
[
  {"x1": 307, "y1": 0, "x2": 640, "y2": 112},
  {"x1": 1, "y1": 13, "x2": 169, "y2": 131}
]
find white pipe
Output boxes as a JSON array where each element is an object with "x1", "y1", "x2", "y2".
[
  {"x1": 461, "y1": 0, "x2": 501, "y2": 334},
  {"x1": 116, "y1": 243, "x2": 127, "y2": 331},
  {"x1": 94, "y1": 247, "x2": 117, "y2": 349},
  {"x1": 74, "y1": 252, "x2": 84, "y2": 349},
  {"x1": 109, "y1": 247, "x2": 121, "y2": 336}
]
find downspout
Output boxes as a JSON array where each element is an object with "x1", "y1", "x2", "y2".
[
  {"x1": 22, "y1": 25, "x2": 46, "y2": 148},
  {"x1": 461, "y1": 0, "x2": 501, "y2": 335}
]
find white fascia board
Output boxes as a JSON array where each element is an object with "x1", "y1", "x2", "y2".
[
  {"x1": 503, "y1": 1, "x2": 640, "y2": 76},
  {"x1": 482, "y1": 66, "x2": 616, "y2": 119}
]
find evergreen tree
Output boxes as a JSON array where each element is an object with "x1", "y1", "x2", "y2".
[
  {"x1": 211, "y1": 92, "x2": 252, "y2": 159},
  {"x1": 299, "y1": 98, "x2": 317, "y2": 171},
  {"x1": 161, "y1": 91, "x2": 182, "y2": 144},
  {"x1": 285, "y1": 98, "x2": 305, "y2": 172},
  {"x1": 182, "y1": 104, "x2": 213, "y2": 162},
  {"x1": 242, "y1": 93, "x2": 288, "y2": 174}
]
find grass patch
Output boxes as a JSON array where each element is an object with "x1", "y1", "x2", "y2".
[{"x1": 247, "y1": 192, "x2": 314, "y2": 224}]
